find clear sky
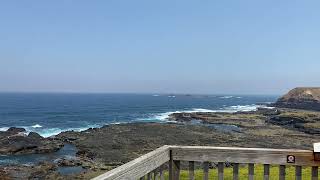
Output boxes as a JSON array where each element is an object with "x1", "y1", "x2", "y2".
[{"x1": 0, "y1": 0, "x2": 319, "y2": 95}]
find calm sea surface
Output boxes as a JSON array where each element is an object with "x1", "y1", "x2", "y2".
[{"x1": 0, "y1": 93, "x2": 278, "y2": 137}]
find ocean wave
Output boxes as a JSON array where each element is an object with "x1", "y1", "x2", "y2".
[
  {"x1": 0, "y1": 104, "x2": 274, "y2": 138},
  {"x1": 24, "y1": 124, "x2": 101, "y2": 138},
  {"x1": 139, "y1": 104, "x2": 273, "y2": 122},
  {"x1": 31, "y1": 124, "x2": 42, "y2": 128},
  {"x1": 0, "y1": 127, "x2": 9, "y2": 131},
  {"x1": 219, "y1": 96, "x2": 234, "y2": 99}
]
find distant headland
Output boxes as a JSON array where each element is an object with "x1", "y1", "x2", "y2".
[{"x1": 273, "y1": 87, "x2": 320, "y2": 111}]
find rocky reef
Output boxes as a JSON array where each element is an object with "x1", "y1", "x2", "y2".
[
  {"x1": 2, "y1": 107, "x2": 320, "y2": 179},
  {"x1": 0, "y1": 127, "x2": 63, "y2": 155},
  {"x1": 273, "y1": 87, "x2": 320, "y2": 111}
]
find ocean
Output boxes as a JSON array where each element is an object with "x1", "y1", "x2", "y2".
[{"x1": 0, "y1": 93, "x2": 278, "y2": 137}]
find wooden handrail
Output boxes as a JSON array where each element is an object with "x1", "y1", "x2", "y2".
[
  {"x1": 92, "y1": 145, "x2": 170, "y2": 180},
  {"x1": 170, "y1": 146, "x2": 320, "y2": 166},
  {"x1": 92, "y1": 145, "x2": 320, "y2": 180}
]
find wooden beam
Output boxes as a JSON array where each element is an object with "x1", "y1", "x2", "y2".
[
  {"x1": 248, "y1": 163, "x2": 254, "y2": 180},
  {"x1": 170, "y1": 146, "x2": 320, "y2": 166},
  {"x1": 147, "y1": 173, "x2": 151, "y2": 180},
  {"x1": 279, "y1": 165, "x2": 285, "y2": 180},
  {"x1": 173, "y1": 160, "x2": 180, "y2": 180},
  {"x1": 218, "y1": 162, "x2": 224, "y2": 180},
  {"x1": 159, "y1": 165, "x2": 164, "y2": 180},
  {"x1": 312, "y1": 166, "x2": 318, "y2": 180},
  {"x1": 189, "y1": 161, "x2": 195, "y2": 180},
  {"x1": 203, "y1": 162, "x2": 209, "y2": 180},
  {"x1": 233, "y1": 163, "x2": 239, "y2": 180},
  {"x1": 92, "y1": 146, "x2": 170, "y2": 180},
  {"x1": 263, "y1": 164, "x2": 269, "y2": 180},
  {"x1": 295, "y1": 166, "x2": 302, "y2": 180}
]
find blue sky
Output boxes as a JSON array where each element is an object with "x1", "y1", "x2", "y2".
[{"x1": 0, "y1": 0, "x2": 319, "y2": 94}]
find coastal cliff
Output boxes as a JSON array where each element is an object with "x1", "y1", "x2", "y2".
[{"x1": 273, "y1": 87, "x2": 320, "y2": 111}]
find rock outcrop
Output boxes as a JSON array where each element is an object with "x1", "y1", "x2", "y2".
[
  {"x1": 0, "y1": 128, "x2": 64, "y2": 155},
  {"x1": 273, "y1": 87, "x2": 320, "y2": 111}
]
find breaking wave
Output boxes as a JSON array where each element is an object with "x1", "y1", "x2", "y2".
[
  {"x1": 140, "y1": 104, "x2": 273, "y2": 122},
  {"x1": 0, "y1": 104, "x2": 273, "y2": 138},
  {"x1": 31, "y1": 124, "x2": 42, "y2": 128}
]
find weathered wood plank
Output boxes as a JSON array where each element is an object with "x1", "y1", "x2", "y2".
[
  {"x1": 279, "y1": 165, "x2": 285, "y2": 180},
  {"x1": 189, "y1": 161, "x2": 195, "y2": 180},
  {"x1": 153, "y1": 169, "x2": 158, "y2": 180},
  {"x1": 233, "y1": 163, "x2": 239, "y2": 180},
  {"x1": 169, "y1": 157, "x2": 173, "y2": 180},
  {"x1": 203, "y1": 162, "x2": 209, "y2": 180},
  {"x1": 170, "y1": 146, "x2": 320, "y2": 166},
  {"x1": 248, "y1": 163, "x2": 254, "y2": 180},
  {"x1": 264, "y1": 164, "x2": 269, "y2": 180},
  {"x1": 92, "y1": 146, "x2": 170, "y2": 180},
  {"x1": 218, "y1": 162, "x2": 224, "y2": 180},
  {"x1": 173, "y1": 160, "x2": 180, "y2": 180},
  {"x1": 147, "y1": 173, "x2": 151, "y2": 180},
  {"x1": 295, "y1": 166, "x2": 301, "y2": 180},
  {"x1": 159, "y1": 165, "x2": 164, "y2": 180},
  {"x1": 312, "y1": 166, "x2": 318, "y2": 180}
]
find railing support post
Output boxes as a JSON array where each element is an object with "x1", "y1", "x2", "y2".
[{"x1": 169, "y1": 150, "x2": 180, "y2": 180}]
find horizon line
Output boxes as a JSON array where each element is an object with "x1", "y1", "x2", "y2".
[{"x1": 0, "y1": 91, "x2": 281, "y2": 96}]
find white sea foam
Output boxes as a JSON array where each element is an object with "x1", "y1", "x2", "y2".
[
  {"x1": 2, "y1": 104, "x2": 274, "y2": 138},
  {"x1": 141, "y1": 104, "x2": 273, "y2": 122},
  {"x1": 23, "y1": 124, "x2": 101, "y2": 138},
  {"x1": 219, "y1": 96, "x2": 234, "y2": 99},
  {"x1": 31, "y1": 124, "x2": 42, "y2": 128},
  {"x1": 0, "y1": 127, "x2": 9, "y2": 131}
]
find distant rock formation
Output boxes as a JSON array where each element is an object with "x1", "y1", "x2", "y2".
[{"x1": 274, "y1": 87, "x2": 320, "y2": 111}]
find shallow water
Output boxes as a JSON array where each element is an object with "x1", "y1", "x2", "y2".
[
  {"x1": 57, "y1": 166, "x2": 84, "y2": 175},
  {"x1": 0, "y1": 144, "x2": 77, "y2": 166}
]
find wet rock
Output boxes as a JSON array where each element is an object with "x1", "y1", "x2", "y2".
[
  {"x1": 56, "y1": 158, "x2": 82, "y2": 167},
  {"x1": 269, "y1": 116, "x2": 307, "y2": 126},
  {"x1": 0, "y1": 128, "x2": 64, "y2": 155},
  {"x1": 28, "y1": 132, "x2": 43, "y2": 139},
  {"x1": 7, "y1": 127, "x2": 26, "y2": 134}
]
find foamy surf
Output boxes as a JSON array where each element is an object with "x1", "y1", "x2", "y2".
[
  {"x1": 0, "y1": 104, "x2": 274, "y2": 137},
  {"x1": 0, "y1": 127, "x2": 9, "y2": 131},
  {"x1": 141, "y1": 104, "x2": 273, "y2": 122},
  {"x1": 219, "y1": 96, "x2": 234, "y2": 99},
  {"x1": 23, "y1": 124, "x2": 102, "y2": 138},
  {"x1": 31, "y1": 124, "x2": 42, "y2": 128}
]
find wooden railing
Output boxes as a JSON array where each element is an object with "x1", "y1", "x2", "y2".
[{"x1": 92, "y1": 145, "x2": 320, "y2": 180}]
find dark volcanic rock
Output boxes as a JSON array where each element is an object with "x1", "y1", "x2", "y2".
[
  {"x1": 7, "y1": 127, "x2": 26, "y2": 134},
  {"x1": 0, "y1": 128, "x2": 63, "y2": 155},
  {"x1": 28, "y1": 132, "x2": 44, "y2": 139},
  {"x1": 273, "y1": 87, "x2": 320, "y2": 111},
  {"x1": 57, "y1": 122, "x2": 320, "y2": 166},
  {"x1": 0, "y1": 162, "x2": 61, "y2": 180}
]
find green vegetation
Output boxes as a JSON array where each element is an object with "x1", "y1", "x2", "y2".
[{"x1": 160, "y1": 165, "x2": 318, "y2": 180}]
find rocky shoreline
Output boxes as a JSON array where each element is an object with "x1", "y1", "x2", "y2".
[
  {"x1": 0, "y1": 127, "x2": 63, "y2": 155},
  {"x1": 1, "y1": 107, "x2": 320, "y2": 179}
]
